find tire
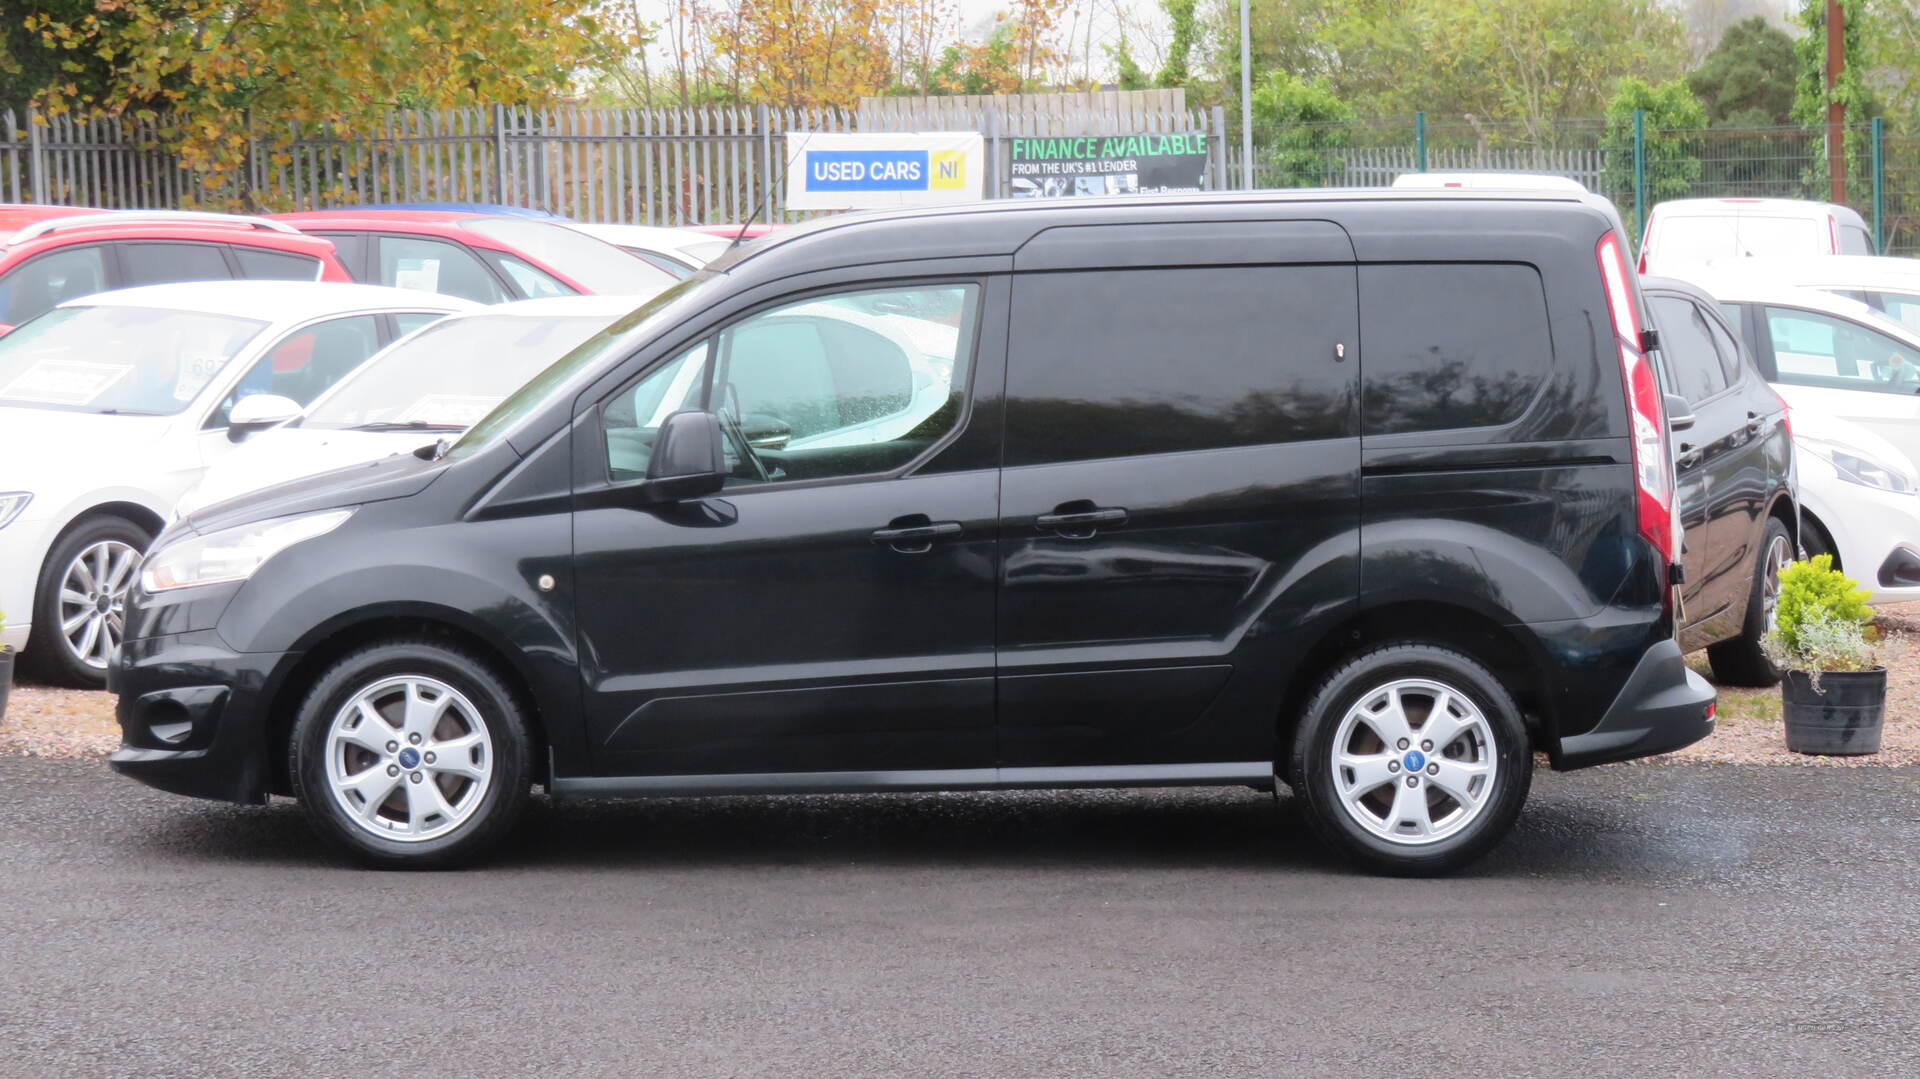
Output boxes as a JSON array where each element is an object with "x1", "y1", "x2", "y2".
[
  {"x1": 1288, "y1": 643, "x2": 1532, "y2": 876},
  {"x1": 290, "y1": 639, "x2": 532, "y2": 868},
  {"x1": 23, "y1": 515, "x2": 153, "y2": 688},
  {"x1": 1708, "y1": 517, "x2": 1791, "y2": 688}
]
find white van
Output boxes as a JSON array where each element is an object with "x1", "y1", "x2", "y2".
[
  {"x1": 1390, "y1": 172, "x2": 1589, "y2": 192},
  {"x1": 1640, "y1": 197, "x2": 1875, "y2": 277}
]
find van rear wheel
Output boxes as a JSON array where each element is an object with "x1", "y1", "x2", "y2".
[{"x1": 1289, "y1": 644, "x2": 1532, "y2": 876}]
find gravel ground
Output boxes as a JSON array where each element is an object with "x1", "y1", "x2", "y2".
[{"x1": 8, "y1": 605, "x2": 1920, "y2": 764}]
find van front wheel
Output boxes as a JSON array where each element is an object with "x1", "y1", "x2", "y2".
[
  {"x1": 290, "y1": 640, "x2": 532, "y2": 868},
  {"x1": 1289, "y1": 644, "x2": 1532, "y2": 876}
]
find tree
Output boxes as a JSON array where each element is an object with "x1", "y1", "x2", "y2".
[
  {"x1": 1688, "y1": 16, "x2": 1797, "y2": 126},
  {"x1": 722, "y1": 0, "x2": 893, "y2": 107},
  {"x1": 1251, "y1": 71, "x2": 1353, "y2": 187},
  {"x1": 22, "y1": 0, "x2": 604, "y2": 191},
  {"x1": 1599, "y1": 77, "x2": 1708, "y2": 232},
  {"x1": 1156, "y1": 0, "x2": 1197, "y2": 89},
  {"x1": 1790, "y1": 0, "x2": 1875, "y2": 198},
  {"x1": 1107, "y1": 37, "x2": 1151, "y2": 92}
]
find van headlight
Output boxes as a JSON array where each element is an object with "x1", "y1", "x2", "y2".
[{"x1": 140, "y1": 509, "x2": 353, "y2": 593}]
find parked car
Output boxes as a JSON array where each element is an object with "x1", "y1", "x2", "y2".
[
  {"x1": 1706, "y1": 254, "x2": 1920, "y2": 334},
  {"x1": 0, "y1": 207, "x2": 350, "y2": 333},
  {"x1": 1390, "y1": 172, "x2": 1588, "y2": 192},
  {"x1": 1696, "y1": 276, "x2": 1920, "y2": 471},
  {"x1": 1776, "y1": 405, "x2": 1920, "y2": 602},
  {"x1": 1639, "y1": 197, "x2": 1875, "y2": 277},
  {"x1": 349, "y1": 202, "x2": 560, "y2": 219},
  {"x1": 564, "y1": 223, "x2": 732, "y2": 277},
  {"x1": 687, "y1": 223, "x2": 779, "y2": 240},
  {"x1": 176, "y1": 295, "x2": 645, "y2": 517},
  {"x1": 1638, "y1": 276, "x2": 1795, "y2": 685},
  {"x1": 271, "y1": 210, "x2": 676, "y2": 302},
  {"x1": 0, "y1": 281, "x2": 474, "y2": 686},
  {"x1": 109, "y1": 190, "x2": 1714, "y2": 875}
]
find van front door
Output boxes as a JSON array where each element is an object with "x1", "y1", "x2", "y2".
[
  {"x1": 995, "y1": 221, "x2": 1362, "y2": 771},
  {"x1": 572, "y1": 280, "x2": 1004, "y2": 779}
]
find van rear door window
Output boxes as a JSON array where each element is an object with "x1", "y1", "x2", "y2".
[
  {"x1": 1004, "y1": 265, "x2": 1358, "y2": 465},
  {"x1": 1359, "y1": 263, "x2": 1553, "y2": 435}
]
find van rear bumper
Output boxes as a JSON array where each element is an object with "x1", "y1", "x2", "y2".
[{"x1": 1554, "y1": 639, "x2": 1715, "y2": 769}]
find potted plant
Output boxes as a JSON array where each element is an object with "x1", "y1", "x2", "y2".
[
  {"x1": 1763, "y1": 555, "x2": 1886, "y2": 755},
  {"x1": 0, "y1": 609, "x2": 12, "y2": 724}
]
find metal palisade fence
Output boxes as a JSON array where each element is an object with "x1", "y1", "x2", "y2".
[{"x1": 0, "y1": 101, "x2": 1226, "y2": 224}]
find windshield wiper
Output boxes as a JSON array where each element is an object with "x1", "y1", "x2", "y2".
[
  {"x1": 91, "y1": 407, "x2": 165, "y2": 416},
  {"x1": 347, "y1": 420, "x2": 464, "y2": 431}
]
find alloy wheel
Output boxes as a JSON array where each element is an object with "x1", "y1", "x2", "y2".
[
  {"x1": 324, "y1": 675, "x2": 495, "y2": 843},
  {"x1": 57, "y1": 539, "x2": 140, "y2": 670},
  {"x1": 1329, "y1": 678, "x2": 1497, "y2": 845},
  {"x1": 1761, "y1": 532, "x2": 1793, "y2": 631}
]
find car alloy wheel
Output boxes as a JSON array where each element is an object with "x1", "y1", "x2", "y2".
[
  {"x1": 324, "y1": 675, "x2": 495, "y2": 842},
  {"x1": 57, "y1": 539, "x2": 140, "y2": 671},
  {"x1": 1328, "y1": 677, "x2": 1497, "y2": 845},
  {"x1": 1761, "y1": 531, "x2": 1792, "y2": 631}
]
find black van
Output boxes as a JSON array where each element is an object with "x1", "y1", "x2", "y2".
[{"x1": 109, "y1": 191, "x2": 1716, "y2": 875}]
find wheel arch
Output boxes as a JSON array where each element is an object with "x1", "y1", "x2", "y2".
[
  {"x1": 263, "y1": 605, "x2": 553, "y2": 797},
  {"x1": 1274, "y1": 599, "x2": 1550, "y2": 785}
]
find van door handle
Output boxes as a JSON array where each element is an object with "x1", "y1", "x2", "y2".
[
  {"x1": 871, "y1": 518, "x2": 962, "y2": 553},
  {"x1": 1036, "y1": 505, "x2": 1128, "y2": 538}
]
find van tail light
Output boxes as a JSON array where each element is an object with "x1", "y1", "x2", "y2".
[
  {"x1": 1596, "y1": 231, "x2": 1676, "y2": 576},
  {"x1": 1828, "y1": 215, "x2": 1840, "y2": 254}
]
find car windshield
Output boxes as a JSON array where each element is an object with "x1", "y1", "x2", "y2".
[
  {"x1": 0, "y1": 305, "x2": 267, "y2": 414},
  {"x1": 303, "y1": 312, "x2": 617, "y2": 430},
  {"x1": 463, "y1": 217, "x2": 673, "y2": 295},
  {"x1": 447, "y1": 275, "x2": 713, "y2": 460}
]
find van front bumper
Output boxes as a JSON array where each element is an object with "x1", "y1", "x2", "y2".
[
  {"x1": 106, "y1": 630, "x2": 290, "y2": 806},
  {"x1": 1555, "y1": 639, "x2": 1716, "y2": 769}
]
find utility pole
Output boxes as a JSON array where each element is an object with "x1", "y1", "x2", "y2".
[{"x1": 1826, "y1": 0, "x2": 1846, "y2": 203}]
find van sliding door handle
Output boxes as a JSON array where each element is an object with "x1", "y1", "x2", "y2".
[{"x1": 1036, "y1": 506, "x2": 1128, "y2": 538}]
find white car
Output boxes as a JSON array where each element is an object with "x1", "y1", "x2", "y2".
[
  {"x1": 0, "y1": 281, "x2": 474, "y2": 685},
  {"x1": 1640, "y1": 197, "x2": 1875, "y2": 278},
  {"x1": 564, "y1": 223, "x2": 733, "y2": 278},
  {"x1": 1703, "y1": 255, "x2": 1920, "y2": 335},
  {"x1": 1688, "y1": 276, "x2": 1920, "y2": 470},
  {"x1": 1788, "y1": 406, "x2": 1920, "y2": 603},
  {"x1": 177, "y1": 295, "x2": 646, "y2": 517}
]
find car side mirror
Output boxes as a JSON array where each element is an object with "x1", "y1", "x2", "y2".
[
  {"x1": 227, "y1": 394, "x2": 302, "y2": 443},
  {"x1": 1664, "y1": 393, "x2": 1696, "y2": 433},
  {"x1": 639, "y1": 410, "x2": 727, "y2": 503}
]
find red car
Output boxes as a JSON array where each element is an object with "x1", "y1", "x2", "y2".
[
  {"x1": 271, "y1": 210, "x2": 673, "y2": 303},
  {"x1": 0, "y1": 206, "x2": 349, "y2": 334}
]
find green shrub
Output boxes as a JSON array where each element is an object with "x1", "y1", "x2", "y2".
[{"x1": 1763, "y1": 555, "x2": 1877, "y2": 672}]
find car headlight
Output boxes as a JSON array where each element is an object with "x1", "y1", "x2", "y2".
[
  {"x1": 140, "y1": 509, "x2": 352, "y2": 593},
  {"x1": 1803, "y1": 440, "x2": 1916, "y2": 493},
  {"x1": 0, "y1": 492, "x2": 30, "y2": 530}
]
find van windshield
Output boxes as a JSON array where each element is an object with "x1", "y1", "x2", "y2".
[{"x1": 446, "y1": 274, "x2": 715, "y2": 459}]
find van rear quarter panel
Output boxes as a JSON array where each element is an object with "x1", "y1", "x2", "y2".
[{"x1": 1344, "y1": 202, "x2": 1666, "y2": 744}]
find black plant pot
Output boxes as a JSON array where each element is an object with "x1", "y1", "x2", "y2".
[
  {"x1": 0, "y1": 649, "x2": 12, "y2": 724},
  {"x1": 1781, "y1": 668, "x2": 1886, "y2": 756}
]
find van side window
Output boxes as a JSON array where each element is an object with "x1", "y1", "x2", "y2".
[
  {"x1": 601, "y1": 283, "x2": 980, "y2": 487},
  {"x1": 1763, "y1": 307, "x2": 1920, "y2": 395},
  {"x1": 1004, "y1": 266, "x2": 1356, "y2": 465},
  {"x1": 1360, "y1": 264, "x2": 1552, "y2": 435}
]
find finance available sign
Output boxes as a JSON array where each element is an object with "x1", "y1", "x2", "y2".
[
  {"x1": 1008, "y1": 132, "x2": 1210, "y2": 198},
  {"x1": 786, "y1": 132, "x2": 985, "y2": 210}
]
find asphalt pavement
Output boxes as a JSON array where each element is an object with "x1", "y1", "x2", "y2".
[{"x1": 2, "y1": 755, "x2": 1918, "y2": 1078}]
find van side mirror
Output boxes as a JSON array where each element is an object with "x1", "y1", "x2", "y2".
[
  {"x1": 227, "y1": 393, "x2": 301, "y2": 442},
  {"x1": 640, "y1": 410, "x2": 727, "y2": 502},
  {"x1": 1664, "y1": 393, "x2": 1696, "y2": 433}
]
